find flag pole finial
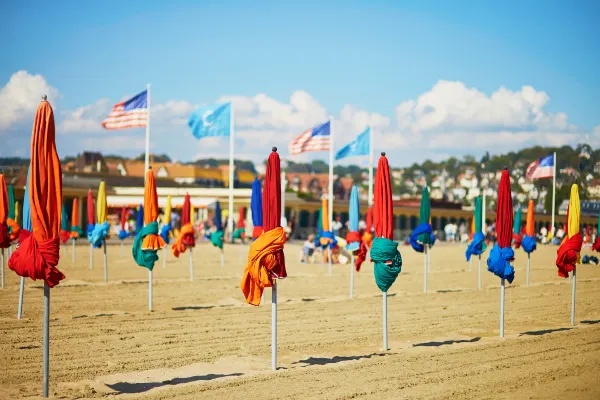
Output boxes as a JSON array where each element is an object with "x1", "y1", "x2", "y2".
[{"x1": 272, "y1": 147, "x2": 278, "y2": 152}]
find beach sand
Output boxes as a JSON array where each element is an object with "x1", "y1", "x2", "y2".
[{"x1": 1, "y1": 240, "x2": 599, "y2": 399}]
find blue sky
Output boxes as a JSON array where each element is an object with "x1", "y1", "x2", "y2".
[{"x1": 1, "y1": 0, "x2": 599, "y2": 165}]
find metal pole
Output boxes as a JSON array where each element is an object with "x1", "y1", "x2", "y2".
[
  {"x1": 89, "y1": 243, "x2": 93, "y2": 270},
  {"x1": 162, "y1": 247, "x2": 166, "y2": 268},
  {"x1": 120, "y1": 240, "x2": 123, "y2": 257},
  {"x1": 18, "y1": 277, "x2": 25, "y2": 319},
  {"x1": 189, "y1": 248, "x2": 194, "y2": 281},
  {"x1": 328, "y1": 247, "x2": 332, "y2": 276},
  {"x1": 144, "y1": 83, "x2": 150, "y2": 176},
  {"x1": 383, "y1": 291, "x2": 388, "y2": 350},
  {"x1": 272, "y1": 280, "x2": 277, "y2": 370},
  {"x1": 148, "y1": 270, "x2": 153, "y2": 312},
  {"x1": 469, "y1": 257, "x2": 472, "y2": 272},
  {"x1": 427, "y1": 245, "x2": 431, "y2": 273},
  {"x1": 571, "y1": 268, "x2": 576, "y2": 326},
  {"x1": 350, "y1": 254, "x2": 354, "y2": 299},
  {"x1": 227, "y1": 103, "x2": 235, "y2": 240},
  {"x1": 103, "y1": 240, "x2": 107, "y2": 283},
  {"x1": 42, "y1": 282, "x2": 50, "y2": 397},
  {"x1": 527, "y1": 253, "x2": 531, "y2": 287},
  {"x1": 551, "y1": 152, "x2": 556, "y2": 234},
  {"x1": 328, "y1": 116, "x2": 334, "y2": 278},
  {"x1": 423, "y1": 245, "x2": 427, "y2": 293},
  {"x1": 1, "y1": 248, "x2": 4, "y2": 289},
  {"x1": 478, "y1": 254, "x2": 482, "y2": 290},
  {"x1": 71, "y1": 238, "x2": 75, "y2": 264},
  {"x1": 220, "y1": 249, "x2": 224, "y2": 268},
  {"x1": 500, "y1": 278, "x2": 505, "y2": 337},
  {"x1": 368, "y1": 125, "x2": 374, "y2": 206}
]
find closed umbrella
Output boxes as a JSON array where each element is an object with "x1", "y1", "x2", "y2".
[
  {"x1": 486, "y1": 168, "x2": 515, "y2": 338},
  {"x1": 69, "y1": 198, "x2": 82, "y2": 264},
  {"x1": 118, "y1": 206, "x2": 129, "y2": 256},
  {"x1": 251, "y1": 178, "x2": 263, "y2": 239},
  {"x1": 136, "y1": 204, "x2": 144, "y2": 236},
  {"x1": 362, "y1": 206, "x2": 373, "y2": 248},
  {"x1": 466, "y1": 196, "x2": 487, "y2": 289},
  {"x1": 132, "y1": 168, "x2": 166, "y2": 311},
  {"x1": 592, "y1": 209, "x2": 600, "y2": 253},
  {"x1": 512, "y1": 208, "x2": 522, "y2": 249},
  {"x1": 90, "y1": 181, "x2": 110, "y2": 282},
  {"x1": 320, "y1": 197, "x2": 336, "y2": 275},
  {"x1": 160, "y1": 195, "x2": 172, "y2": 268},
  {"x1": 8, "y1": 97, "x2": 64, "y2": 397},
  {"x1": 211, "y1": 201, "x2": 226, "y2": 267},
  {"x1": 372, "y1": 152, "x2": 402, "y2": 350},
  {"x1": 240, "y1": 147, "x2": 286, "y2": 370},
  {"x1": 7, "y1": 184, "x2": 21, "y2": 243},
  {"x1": 522, "y1": 200, "x2": 537, "y2": 286},
  {"x1": 409, "y1": 187, "x2": 436, "y2": 293},
  {"x1": 0, "y1": 174, "x2": 10, "y2": 288},
  {"x1": 86, "y1": 190, "x2": 94, "y2": 270},
  {"x1": 17, "y1": 168, "x2": 32, "y2": 318},
  {"x1": 233, "y1": 207, "x2": 246, "y2": 240},
  {"x1": 171, "y1": 194, "x2": 195, "y2": 280},
  {"x1": 556, "y1": 184, "x2": 582, "y2": 326},
  {"x1": 59, "y1": 205, "x2": 69, "y2": 256},
  {"x1": 345, "y1": 185, "x2": 363, "y2": 298}
]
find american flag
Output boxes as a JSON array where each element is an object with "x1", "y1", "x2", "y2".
[
  {"x1": 101, "y1": 90, "x2": 148, "y2": 130},
  {"x1": 289, "y1": 121, "x2": 331, "y2": 155},
  {"x1": 526, "y1": 154, "x2": 555, "y2": 180}
]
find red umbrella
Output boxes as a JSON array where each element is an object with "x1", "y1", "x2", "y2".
[
  {"x1": 87, "y1": 189, "x2": 95, "y2": 227},
  {"x1": 237, "y1": 207, "x2": 246, "y2": 229},
  {"x1": 486, "y1": 168, "x2": 514, "y2": 338},
  {"x1": 0, "y1": 174, "x2": 10, "y2": 249},
  {"x1": 240, "y1": 147, "x2": 287, "y2": 305},
  {"x1": 171, "y1": 193, "x2": 195, "y2": 258}
]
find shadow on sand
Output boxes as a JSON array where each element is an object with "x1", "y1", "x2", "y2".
[
  {"x1": 581, "y1": 320, "x2": 600, "y2": 325},
  {"x1": 172, "y1": 306, "x2": 215, "y2": 311},
  {"x1": 519, "y1": 327, "x2": 571, "y2": 336},
  {"x1": 413, "y1": 337, "x2": 481, "y2": 347},
  {"x1": 106, "y1": 373, "x2": 244, "y2": 394},
  {"x1": 292, "y1": 353, "x2": 386, "y2": 367}
]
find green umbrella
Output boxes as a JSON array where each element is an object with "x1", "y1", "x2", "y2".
[
  {"x1": 7, "y1": 184, "x2": 15, "y2": 220},
  {"x1": 513, "y1": 208, "x2": 522, "y2": 234},
  {"x1": 317, "y1": 207, "x2": 323, "y2": 232},
  {"x1": 61, "y1": 204, "x2": 69, "y2": 231},
  {"x1": 417, "y1": 187, "x2": 433, "y2": 245},
  {"x1": 474, "y1": 196, "x2": 483, "y2": 233}
]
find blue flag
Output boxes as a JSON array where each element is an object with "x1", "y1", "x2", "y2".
[
  {"x1": 335, "y1": 127, "x2": 370, "y2": 160},
  {"x1": 188, "y1": 102, "x2": 231, "y2": 139}
]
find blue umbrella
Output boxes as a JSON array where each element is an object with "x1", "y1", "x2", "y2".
[
  {"x1": 136, "y1": 204, "x2": 144, "y2": 236},
  {"x1": 22, "y1": 168, "x2": 32, "y2": 232},
  {"x1": 214, "y1": 201, "x2": 223, "y2": 232},
  {"x1": 251, "y1": 178, "x2": 263, "y2": 238},
  {"x1": 346, "y1": 186, "x2": 360, "y2": 251}
]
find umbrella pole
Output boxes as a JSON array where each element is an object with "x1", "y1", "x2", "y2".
[
  {"x1": 383, "y1": 291, "x2": 388, "y2": 350},
  {"x1": 527, "y1": 253, "x2": 531, "y2": 287},
  {"x1": 469, "y1": 257, "x2": 472, "y2": 272},
  {"x1": 350, "y1": 254, "x2": 354, "y2": 299},
  {"x1": 571, "y1": 268, "x2": 577, "y2": 326},
  {"x1": 120, "y1": 240, "x2": 123, "y2": 257},
  {"x1": 71, "y1": 238, "x2": 75, "y2": 264},
  {"x1": 478, "y1": 255, "x2": 482, "y2": 290},
  {"x1": 149, "y1": 269, "x2": 153, "y2": 312},
  {"x1": 427, "y1": 245, "x2": 431, "y2": 273},
  {"x1": 89, "y1": 243, "x2": 93, "y2": 270},
  {"x1": 500, "y1": 278, "x2": 505, "y2": 337},
  {"x1": 189, "y1": 248, "x2": 194, "y2": 281},
  {"x1": 220, "y1": 249, "x2": 224, "y2": 268},
  {"x1": 42, "y1": 282, "x2": 50, "y2": 398},
  {"x1": 328, "y1": 247, "x2": 332, "y2": 276},
  {"x1": 18, "y1": 277, "x2": 25, "y2": 319},
  {"x1": 1, "y1": 248, "x2": 4, "y2": 289},
  {"x1": 423, "y1": 245, "x2": 428, "y2": 293},
  {"x1": 103, "y1": 240, "x2": 107, "y2": 283},
  {"x1": 162, "y1": 247, "x2": 166, "y2": 268},
  {"x1": 272, "y1": 279, "x2": 277, "y2": 370},
  {"x1": 63, "y1": 244, "x2": 66, "y2": 257}
]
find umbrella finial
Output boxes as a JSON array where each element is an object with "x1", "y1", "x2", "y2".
[
  {"x1": 42, "y1": 94, "x2": 47, "y2": 101},
  {"x1": 148, "y1": 165, "x2": 152, "y2": 169},
  {"x1": 272, "y1": 147, "x2": 278, "y2": 152},
  {"x1": 381, "y1": 152, "x2": 386, "y2": 156},
  {"x1": 504, "y1": 166, "x2": 508, "y2": 170}
]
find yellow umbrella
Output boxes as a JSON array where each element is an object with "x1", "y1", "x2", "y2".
[
  {"x1": 96, "y1": 181, "x2": 107, "y2": 224},
  {"x1": 190, "y1": 201, "x2": 195, "y2": 225},
  {"x1": 163, "y1": 195, "x2": 172, "y2": 225},
  {"x1": 567, "y1": 184, "x2": 580, "y2": 242}
]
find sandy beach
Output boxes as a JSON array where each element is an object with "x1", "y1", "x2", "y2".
[{"x1": 1, "y1": 241, "x2": 599, "y2": 399}]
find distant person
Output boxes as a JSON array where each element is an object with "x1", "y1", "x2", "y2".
[
  {"x1": 332, "y1": 216, "x2": 342, "y2": 237},
  {"x1": 301, "y1": 234, "x2": 316, "y2": 263}
]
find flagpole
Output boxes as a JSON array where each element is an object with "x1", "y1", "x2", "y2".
[
  {"x1": 551, "y1": 152, "x2": 556, "y2": 234},
  {"x1": 328, "y1": 117, "x2": 334, "y2": 276},
  {"x1": 228, "y1": 103, "x2": 235, "y2": 243},
  {"x1": 368, "y1": 125, "x2": 374, "y2": 206},
  {"x1": 144, "y1": 84, "x2": 151, "y2": 174}
]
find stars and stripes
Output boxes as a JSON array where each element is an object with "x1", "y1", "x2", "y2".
[
  {"x1": 288, "y1": 121, "x2": 331, "y2": 155},
  {"x1": 101, "y1": 90, "x2": 148, "y2": 130},
  {"x1": 526, "y1": 154, "x2": 555, "y2": 180}
]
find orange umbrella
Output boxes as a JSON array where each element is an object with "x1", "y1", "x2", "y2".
[
  {"x1": 69, "y1": 198, "x2": 82, "y2": 238},
  {"x1": 141, "y1": 168, "x2": 166, "y2": 252},
  {"x1": 9, "y1": 98, "x2": 65, "y2": 287},
  {"x1": 171, "y1": 193, "x2": 195, "y2": 257}
]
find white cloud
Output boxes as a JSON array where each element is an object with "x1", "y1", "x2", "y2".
[
  {"x1": 0, "y1": 71, "x2": 59, "y2": 130},
  {"x1": 1, "y1": 71, "x2": 597, "y2": 166}
]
